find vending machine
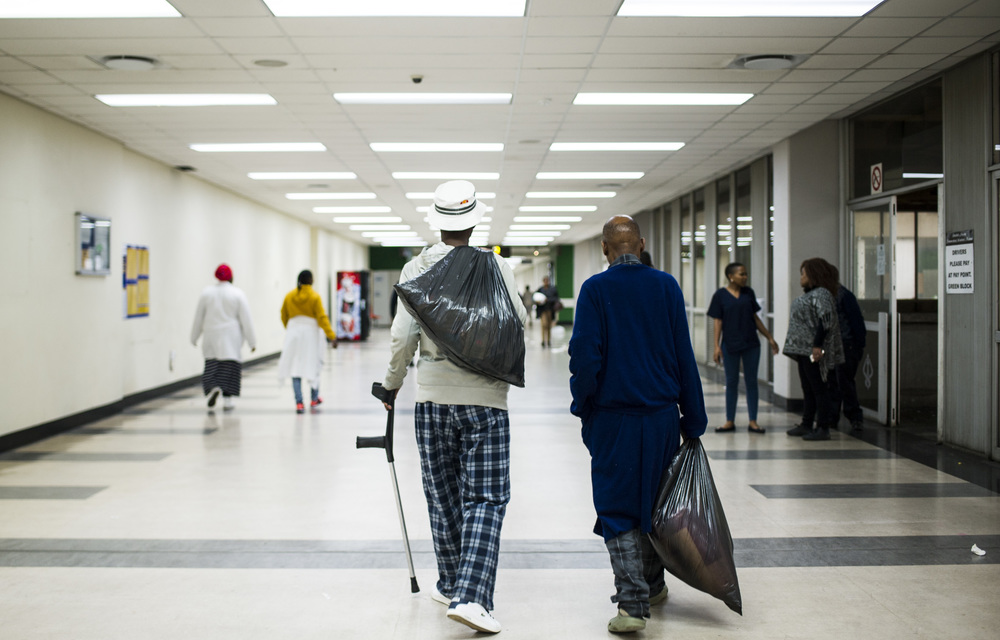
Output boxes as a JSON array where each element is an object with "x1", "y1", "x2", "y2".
[{"x1": 336, "y1": 270, "x2": 371, "y2": 341}]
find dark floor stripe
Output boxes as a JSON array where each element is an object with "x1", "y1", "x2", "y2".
[
  {"x1": 0, "y1": 487, "x2": 106, "y2": 500},
  {"x1": 752, "y1": 483, "x2": 996, "y2": 499},
  {"x1": 0, "y1": 452, "x2": 170, "y2": 462},
  {"x1": 708, "y1": 450, "x2": 895, "y2": 460},
  {"x1": 0, "y1": 535, "x2": 995, "y2": 569},
  {"x1": 73, "y1": 428, "x2": 218, "y2": 436}
]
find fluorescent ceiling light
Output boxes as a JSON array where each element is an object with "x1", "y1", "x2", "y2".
[
  {"x1": 314, "y1": 206, "x2": 392, "y2": 214},
  {"x1": 406, "y1": 192, "x2": 495, "y2": 199},
  {"x1": 333, "y1": 217, "x2": 402, "y2": 223},
  {"x1": 526, "y1": 192, "x2": 616, "y2": 199},
  {"x1": 96, "y1": 94, "x2": 275, "y2": 107},
  {"x1": 617, "y1": 1, "x2": 883, "y2": 17},
  {"x1": 0, "y1": 0, "x2": 181, "y2": 18},
  {"x1": 503, "y1": 238, "x2": 553, "y2": 245},
  {"x1": 509, "y1": 225, "x2": 571, "y2": 231},
  {"x1": 264, "y1": 1, "x2": 526, "y2": 16},
  {"x1": 362, "y1": 231, "x2": 419, "y2": 238},
  {"x1": 513, "y1": 216, "x2": 582, "y2": 223},
  {"x1": 335, "y1": 93, "x2": 512, "y2": 105},
  {"x1": 506, "y1": 231, "x2": 562, "y2": 237},
  {"x1": 550, "y1": 142, "x2": 684, "y2": 151},
  {"x1": 372, "y1": 143, "x2": 503, "y2": 152},
  {"x1": 286, "y1": 193, "x2": 376, "y2": 200},
  {"x1": 574, "y1": 93, "x2": 752, "y2": 106},
  {"x1": 250, "y1": 172, "x2": 356, "y2": 180},
  {"x1": 380, "y1": 240, "x2": 429, "y2": 247},
  {"x1": 191, "y1": 143, "x2": 326, "y2": 153},
  {"x1": 393, "y1": 172, "x2": 500, "y2": 180},
  {"x1": 902, "y1": 173, "x2": 943, "y2": 179},
  {"x1": 349, "y1": 225, "x2": 411, "y2": 231},
  {"x1": 536, "y1": 172, "x2": 644, "y2": 180},
  {"x1": 418, "y1": 206, "x2": 494, "y2": 213},
  {"x1": 519, "y1": 206, "x2": 598, "y2": 212}
]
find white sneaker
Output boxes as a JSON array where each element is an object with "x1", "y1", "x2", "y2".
[
  {"x1": 430, "y1": 586, "x2": 451, "y2": 606},
  {"x1": 223, "y1": 396, "x2": 235, "y2": 411},
  {"x1": 447, "y1": 602, "x2": 501, "y2": 634},
  {"x1": 206, "y1": 387, "x2": 221, "y2": 408}
]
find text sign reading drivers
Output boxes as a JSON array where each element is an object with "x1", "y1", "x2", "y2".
[{"x1": 945, "y1": 230, "x2": 974, "y2": 295}]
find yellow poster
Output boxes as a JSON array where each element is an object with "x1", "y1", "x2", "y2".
[{"x1": 124, "y1": 245, "x2": 149, "y2": 318}]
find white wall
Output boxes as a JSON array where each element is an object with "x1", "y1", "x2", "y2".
[
  {"x1": 0, "y1": 93, "x2": 367, "y2": 438},
  {"x1": 771, "y1": 120, "x2": 842, "y2": 403}
]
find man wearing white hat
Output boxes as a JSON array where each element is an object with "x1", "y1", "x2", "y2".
[{"x1": 382, "y1": 180, "x2": 527, "y2": 634}]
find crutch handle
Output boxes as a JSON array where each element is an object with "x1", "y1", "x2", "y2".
[
  {"x1": 356, "y1": 436, "x2": 386, "y2": 450},
  {"x1": 371, "y1": 382, "x2": 394, "y2": 405}
]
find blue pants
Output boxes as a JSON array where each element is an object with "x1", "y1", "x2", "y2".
[
  {"x1": 721, "y1": 346, "x2": 760, "y2": 422},
  {"x1": 414, "y1": 402, "x2": 510, "y2": 612},
  {"x1": 291, "y1": 378, "x2": 319, "y2": 404}
]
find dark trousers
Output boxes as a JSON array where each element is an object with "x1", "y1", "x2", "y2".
[
  {"x1": 797, "y1": 356, "x2": 837, "y2": 428},
  {"x1": 835, "y1": 348, "x2": 863, "y2": 424},
  {"x1": 721, "y1": 345, "x2": 760, "y2": 422}
]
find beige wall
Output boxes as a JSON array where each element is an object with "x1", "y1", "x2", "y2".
[{"x1": 0, "y1": 93, "x2": 367, "y2": 438}]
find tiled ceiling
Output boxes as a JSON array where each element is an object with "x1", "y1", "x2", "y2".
[{"x1": 1, "y1": 0, "x2": 998, "y2": 248}]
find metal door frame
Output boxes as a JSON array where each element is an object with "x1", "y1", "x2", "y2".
[
  {"x1": 991, "y1": 175, "x2": 1000, "y2": 461},
  {"x1": 849, "y1": 195, "x2": 898, "y2": 426}
]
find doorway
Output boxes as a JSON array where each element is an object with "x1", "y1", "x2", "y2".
[{"x1": 849, "y1": 186, "x2": 940, "y2": 432}]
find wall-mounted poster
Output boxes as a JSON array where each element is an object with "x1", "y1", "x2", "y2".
[
  {"x1": 124, "y1": 245, "x2": 150, "y2": 318},
  {"x1": 75, "y1": 212, "x2": 111, "y2": 276},
  {"x1": 337, "y1": 271, "x2": 362, "y2": 340}
]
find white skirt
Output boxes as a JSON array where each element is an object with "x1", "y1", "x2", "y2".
[{"x1": 277, "y1": 316, "x2": 325, "y2": 387}]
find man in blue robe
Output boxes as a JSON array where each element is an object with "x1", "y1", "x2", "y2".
[{"x1": 569, "y1": 215, "x2": 707, "y2": 633}]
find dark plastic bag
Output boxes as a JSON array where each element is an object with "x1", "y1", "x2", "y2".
[
  {"x1": 648, "y1": 438, "x2": 743, "y2": 615},
  {"x1": 394, "y1": 245, "x2": 525, "y2": 387}
]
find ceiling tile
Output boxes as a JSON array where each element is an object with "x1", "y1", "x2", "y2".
[
  {"x1": 842, "y1": 17, "x2": 938, "y2": 37},
  {"x1": 599, "y1": 37, "x2": 832, "y2": 55},
  {"x1": 870, "y1": 0, "x2": 981, "y2": 17},
  {"x1": 893, "y1": 37, "x2": 983, "y2": 54},
  {"x1": 921, "y1": 17, "x2": 1000, "y2": 37},
  {"x1": 607, "y1": 16, "x2": 854, "y2": 38},
  {"x1": 819, "y1": 38, "x2": 907, "y2": 54}
]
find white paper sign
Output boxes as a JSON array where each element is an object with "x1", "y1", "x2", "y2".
[
  {"x1": 876, "y1": 244, "x2": 885, "y2": 276},
  {"x1": 946, "y1": 243, "x2": 974, "y2": 294}
]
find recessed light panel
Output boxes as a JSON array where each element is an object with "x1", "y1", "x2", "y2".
[
  {"x1": 349, "y1": 225, "x2": 411, "y2": 231},
  {"x1": 617, "y1": 0, "x2": 882, "y2": 17},
  {"x1": 191, "y1": 143, "x2": 326, "y2": 153},
  {"x1": 97, "y1": 94, "x2": 276, "y2": 107},
  {"x1": 250, "y1": 172, "x2": 356, "y2": 180},
  {"x1": 393, "y1": 172, "x2": 500, "y2": 180},
  {"x1": 509, "y1": 225, "x2": 571, "y2": 230},
  {"x1": 574, "y1": 93, "x2": 752, "y2": 106},
  {"x1": 406, "y1": 192, "x2": 496, "y2": 199},
  {"x1": 513, "y1": 216, "x2": 583, "y2": 223},
  {"x1": 372, "y1": 143, "x2": 503, "y2": 152},
  {"x1": 526, "y1": 192, "x2": 616, "y2": 199},
  {"x1": 335, "y1": 93, "x2": 512, "y2": 105},
  {"x1": 536, "y1": 172, "x2": 644, "y2": 180},
  {"x1": 286, "y1": 193, "x2": 376, "y2": 200},
  {"x1": 314, "y1": 206, "x2": 392, "y2": 213},
  {"x1": 550, "y1": 142, "x2": 684, "y2": 151},
  {"x1": 519, "y1": 206, "x2": 598, "y2": 212},
  {"x1": 0, "y1": 0, "x2": 181, "y2": 18},
  {"x1": 264, "y1": 1, "x2": 526, "y2": 17},
  {"x1": 333, "y1": 217, "x2": 402, "y2": 223}
]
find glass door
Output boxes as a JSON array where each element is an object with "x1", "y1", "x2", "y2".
[{"x1": 851, "y1": 197, "x2": 897, "y2": 425}]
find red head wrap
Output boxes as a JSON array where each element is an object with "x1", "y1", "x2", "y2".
[{"x1": 215, "y1": 264, "x2": 233, "y2": 282}]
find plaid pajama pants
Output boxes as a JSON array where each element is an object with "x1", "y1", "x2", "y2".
[{"x1": 413, "y1": 402, "x2": 511, "y2": 612}]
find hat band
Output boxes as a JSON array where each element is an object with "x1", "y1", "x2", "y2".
[{"x1": 434, "y1": 199, "x2": 477, "y2": 216}]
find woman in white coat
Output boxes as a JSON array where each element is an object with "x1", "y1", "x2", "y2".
[{"x1": 190, "y1": 264, "x2": 257, "y2": 410}]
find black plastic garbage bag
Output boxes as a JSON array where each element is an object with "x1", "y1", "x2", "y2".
[
  {"x1": 394, "y1": 245, "x2": 525, "y2": 387},
  {"x1": 648, "y1": 438, "x2": 743, "y2": 615}
]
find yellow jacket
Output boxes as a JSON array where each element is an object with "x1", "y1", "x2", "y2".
[{"x1": 281, "y1": 284, "x2": 336, "y2": 340}]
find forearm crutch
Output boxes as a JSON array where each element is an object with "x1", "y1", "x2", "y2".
[{"x1": 356, "y1": 382, "x2": 419, "y2": 593}]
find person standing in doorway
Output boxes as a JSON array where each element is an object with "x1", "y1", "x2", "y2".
[
  {"x1": 535, "y1": 276, "x2": 560, "y2": 347},
  {"x1": 707, "y1": 263, "x2": 780, "y2": 434},
  {"x1": 381, "y1": 180, "x2": 527, "y2": 634},
  {"x1": 190, "y1": 264, "x2": 256, "y2": 411},
  {"x1": 834, "y1": 280, "x2": 867, "y2": 432},
  {"x1": 569, "y1": 215, "x2": 707, "y2": 634},
  {"x1": 783, "y1": 258, "x2": 845, "y2": 441},
  {"x1": 278, "y1": 269, "x2": 337, "y2": 414}
]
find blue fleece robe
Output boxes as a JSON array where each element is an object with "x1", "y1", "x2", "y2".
[{"x1": 569, "y1": 260, "x2": 708, "y2": 541}]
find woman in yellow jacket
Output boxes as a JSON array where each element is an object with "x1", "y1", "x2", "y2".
[{"x1": 278, "y1": 270, "x2": 337, "y2": 413}]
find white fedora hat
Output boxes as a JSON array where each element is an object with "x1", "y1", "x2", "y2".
[{"x1": 428, "y1": 180, "x2": 486, "y2": 231}]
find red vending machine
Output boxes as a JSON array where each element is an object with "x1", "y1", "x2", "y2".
[{"x1": 336, "y1": 270, "x2": 370, "y2": 341}]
